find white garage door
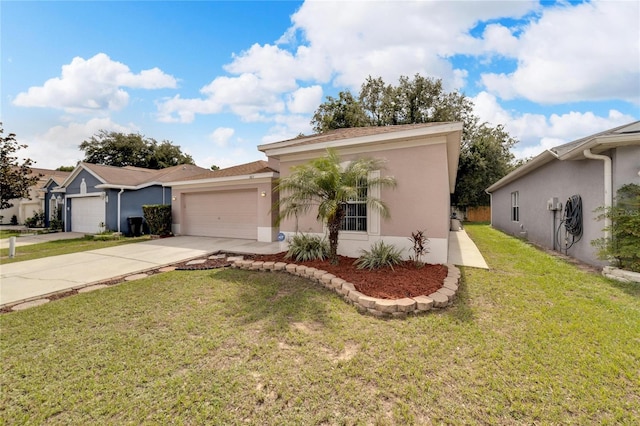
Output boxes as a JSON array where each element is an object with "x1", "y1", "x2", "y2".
[
  {"x1": 71, "y1": 197, "x2": 105, "y2": 234},
  {"x1": 183, "y1": 190, "x2": 257, "y2": 239}
]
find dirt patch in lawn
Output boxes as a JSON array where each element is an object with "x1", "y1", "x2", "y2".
[{"x1": 253, "y1": 253, "x2": 448, "y2": 300}]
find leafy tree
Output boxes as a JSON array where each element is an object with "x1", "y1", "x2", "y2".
[
  {"x1": 0, "y1": 124, "x2": 39, "y2": 209},
  {"x1": 79, "y1": 130, "x2": 194, "y2": 169},
  {"x1": 592, "y1": 184, "x2": 640, "y2": 272},
  {"x1": 210, "y1": 165, "x2": 220, "y2": 171},
  {"x1": 276, "y1": 149, "x2": 396, "y2": 264},
  {"x1": 310, "y1": 73, "x2": 516, "y2": 207},
  {"x1": 311, "y1": 91, "x2": 369, "y2": 133},
  {"x1": 56, "y1": 166, "x2": 75, "y2": 172},
  {"x1": 453, "y1": 124, "x2": 516, "y2": 207}
]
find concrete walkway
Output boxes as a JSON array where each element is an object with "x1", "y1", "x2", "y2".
[
  {"x1": 1, "y1": 230, "x2": 487, "y2": 308},
  {"x1": 448, "y1": 230, "x2": 489, "y2": 269},
  {"x1": 0, "y1": 232, "x2": 86, "y2": 248}
]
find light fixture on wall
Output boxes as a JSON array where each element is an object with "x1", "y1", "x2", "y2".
[
  {"x1": 260, "y1": 191, "x2": 267, "y2": 197},
  {"x1": 172, "y1": 196, "x2": 177, "y2": 201}
]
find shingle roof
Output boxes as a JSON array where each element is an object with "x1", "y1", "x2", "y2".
[
  {"x1": 258, "y1": 123, "x2": 453, "y2": 152},
  {"x1": 76, "y1": 162, "x2": 211, "y2": 187},
  {"x1": 173, "y1": 160, "x2": 276, "y2": 182}
]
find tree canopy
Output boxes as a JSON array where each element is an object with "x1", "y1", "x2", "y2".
[
  {"x1": 310, "y1": 73, "x2": 516, "y2": 207},
  {"x1": 79, "y1": 131, "x2": 195, "y2": 169},
  {"x1": 0, "y1": 124, "x2": 39, "y2": 209}
]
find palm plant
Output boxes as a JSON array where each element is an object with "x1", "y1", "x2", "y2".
[{"x1": 276, "y1": 149, "x2": 397, "y2": 264}]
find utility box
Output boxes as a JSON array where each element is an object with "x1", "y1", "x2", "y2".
[{"x1": 547, "y1": 197, "x2": 561, "y2": 211}]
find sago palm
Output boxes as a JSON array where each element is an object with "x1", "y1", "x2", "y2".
[{"x1": 276, "y1": 149, "x2": 396, "y2": 264}]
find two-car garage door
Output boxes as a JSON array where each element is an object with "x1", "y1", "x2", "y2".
[
  {"x1": 182, "y1": 190, "x2": 257, "y2": 239},
  {"x1": 71, "y1": 196, "x2": 105, "y2": 234}
]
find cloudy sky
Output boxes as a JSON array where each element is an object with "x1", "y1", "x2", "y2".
[{"x1": 2, "y1": 0, "x2": 638, "y2": 170}]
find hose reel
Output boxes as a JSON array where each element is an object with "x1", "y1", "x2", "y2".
[{"x1": 556, "y1": 194, "x2": 583, "y2": 253}]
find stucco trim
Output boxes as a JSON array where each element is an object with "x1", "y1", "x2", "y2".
[{"x1": 166, "y1": 172, "x2": 278, "y2": 187}]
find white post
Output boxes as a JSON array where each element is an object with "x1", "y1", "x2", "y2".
[{"x1": 9, "y1": 236, "x2": 16, "y2": 258}]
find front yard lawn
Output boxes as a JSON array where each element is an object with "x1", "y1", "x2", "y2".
[
  {"x1": 1, "y1": 224, "x2": 638, "y2": 424},
  {"x1": 0, "y1": 235, "x2": 150, "y2": 265}
]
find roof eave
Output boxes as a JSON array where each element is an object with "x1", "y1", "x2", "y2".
[
  {"x1": 259, "y1": 123, "x2": 463, "y2": 158},
  {"x1": 486, "y1": 150, "x2": 557, "y2": 193},
  {"x1": 165, "y1": 171, "x2": 279, "y2": 187}
]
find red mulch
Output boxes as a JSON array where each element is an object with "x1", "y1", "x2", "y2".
[{"x1": 254, "y1": 253, "x2": 447, "y2": 300}]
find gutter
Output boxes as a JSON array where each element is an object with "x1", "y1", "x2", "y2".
[
  {"x1": 117, "y1": 188, "x2": 125, "y2": 233},
  {"x1": 583, "y1": 148, "x2": 612, "y2": 239}
]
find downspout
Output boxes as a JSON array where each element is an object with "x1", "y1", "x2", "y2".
[
  {"x1": 117, "y1": 188, "x2": 125, "y2": 233},
  {"x1": 583, "y1": 148, "x2": 612, "y2": 239}
]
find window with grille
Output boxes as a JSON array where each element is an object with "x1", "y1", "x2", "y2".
[
  {"x1": 511, "y1": 191, "x2": 519, "y2": 222},
  {"x1": 341, "y1": 181, "x2": 367, "y2": 231}
]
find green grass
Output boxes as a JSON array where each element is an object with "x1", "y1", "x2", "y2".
[
  {"x1": 0, "y1": 230, "x2": 22, "y2": 239},
  {"x1": 0, "y1": 236, "x2": 150, "y2": 265},
  {"x1": 1, "y1": 224, "x2": 638, "y2": 424}
]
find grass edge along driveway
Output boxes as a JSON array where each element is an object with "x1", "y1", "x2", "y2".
[
  {"x1": 1, "y1": 224, "x2": 638, "y2": 424},
  {"x1": 0, "y1": 235, "x2": 150, "y2": 265}
]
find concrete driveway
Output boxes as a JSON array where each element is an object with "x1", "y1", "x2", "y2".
[{"x1": 1, "y1": 236, "x2": 283, "y2": 307}]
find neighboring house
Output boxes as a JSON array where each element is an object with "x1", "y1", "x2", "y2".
[
  {"x1": 56, "y1": 162, "x2": 209, "y2": 234},
  {"x1": 486, "y1": 121, "x2": 640, "y2": 267},
  {"x1": 0, "y1": 168, "x2": 71, "y2": 225},
  {"x1": 168, "y1": 123, "x2": 463, "y2": 264}
]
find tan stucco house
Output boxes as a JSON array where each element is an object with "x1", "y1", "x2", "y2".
[{"x1": 168, "y1": 122, "x2": 462, "y2": 264}]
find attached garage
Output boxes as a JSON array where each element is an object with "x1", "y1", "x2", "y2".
[
  {"x1": 182, "y1": 189, "x2": 258, "y2": 239},
  {"x1": 71, "y1": 196, "x2": 105, "y2": 234}
]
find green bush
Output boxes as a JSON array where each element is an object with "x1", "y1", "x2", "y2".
[
  {"x1": 354, "y1": 240, "x2": 404, "y2": 271},
  {"x1": 24, "y1": 210, "x2": 45, "y2": 228},
  {"x1": 286, "y1": 233, "x2": 330, "y2": 262},
  {"x1": 592, "y1": 183, "x2": 640, "y2": 272},
  {"x1": 142, "y1": 204, "x2": 172, "y2": 236}
]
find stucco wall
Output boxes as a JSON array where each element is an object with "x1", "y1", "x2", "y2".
[
  {"x1": 276, "y1": 141, "x2": 452, "y2": 263},
  {"x1": 490, "y1": 156, "x2": 607, "y2": 266},
  {"x1": 612, "y1": 146, "x2": 640, "y2": 191}
]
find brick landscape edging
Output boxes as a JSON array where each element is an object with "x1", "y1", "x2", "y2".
[{"x1": 232, "y1": 259, "x2": 461, "y2": 319}]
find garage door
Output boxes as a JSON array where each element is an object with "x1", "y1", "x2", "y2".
[
  {"x1": 71, "y1": 197, "x2": 105, "y2": 234},
  {"x1": 183, "y1": 190, "x2": 257, "y2": 239}
]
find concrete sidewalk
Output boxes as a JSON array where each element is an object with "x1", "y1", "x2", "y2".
[
  {"x1": 0, "y1": 232, "x2": 86, "y2": 248},
  {"x1": 448, "y1": 230, "x2": 489, "y2": 269},
  {"x1": 1, "y1": 236, "x2": 283, "y2": 307}
]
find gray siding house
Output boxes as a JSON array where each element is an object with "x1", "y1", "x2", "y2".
[
  {"x1": 487, "y1": 121, "x2": 640, "y2": 267},
  {"x1": 57, "y1": 163, "x2": 209, "y2": 234}
]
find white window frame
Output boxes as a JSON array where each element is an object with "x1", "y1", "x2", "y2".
[{"x1": 511, "y1": 191, "x2": 520, "y2": 222}]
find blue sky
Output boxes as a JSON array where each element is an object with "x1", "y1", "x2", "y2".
[{"x1": 2, "y1": 0, "x2": 638, "y2": 170}]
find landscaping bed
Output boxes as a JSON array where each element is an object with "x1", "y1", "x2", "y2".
[{"x1": 253, "y1": 253, "x2": 447, "y2": 299}]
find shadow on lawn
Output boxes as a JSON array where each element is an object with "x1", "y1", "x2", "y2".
[{"x1": 211, "y1": 268, "x2": 336, "y2": 329}]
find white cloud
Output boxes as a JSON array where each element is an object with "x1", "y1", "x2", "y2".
[
  {"x1": 21, "y1": 118, "x2": 137, "y2": 169},
  {"x1": 286, "y1": 86, "x2": 323, "y2": 114},
  {"x1": 209, "y1": 127, "x2": 235, "y2": 148},
  {"x1": 13, "y1": 53, "x2": 177, "y2": 113},
  {"x1": 156, "y1": 1, "x2": 537, "y2": 123},
  {"x1": 481, "y1": 1, "x2": 640, "y2": 104},
  {"x1": 472, "y1": 91, "x2": 637, "y2": 159}
]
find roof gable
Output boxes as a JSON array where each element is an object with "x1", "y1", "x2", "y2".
[{"x1": 486, "y1": 120, "x2": 640, "y2": 193}]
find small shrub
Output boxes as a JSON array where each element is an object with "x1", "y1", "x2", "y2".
[
  {"x1": 10, "y1": 215, "x2": 18, "y2": 225},
  {"x1": 408, "y1": 229, "x2": 429, "y2": 267},
  {"x1": 286, "y1": 233, "x2": 330, "y2": 261},
  {"x1": 592, "y1": 183, "x2": 640, "y2": 272},
  {"x1": 142, "y1": 204, "x2": 172, "y2": 236},
  {"x1": 354, "y1": 240, "x2": 403, "y2": 271},
  {"x1": 24, "y1": 210, "x2": 45, "y2": 228}
]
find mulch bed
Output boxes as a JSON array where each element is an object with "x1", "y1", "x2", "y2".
[{"x1": 253, "y1": 253, "x2": 448, "y2": 300}]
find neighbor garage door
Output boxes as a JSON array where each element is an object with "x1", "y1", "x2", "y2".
[
  {"x1": 71, "y1": 196, "x2": 105, "y2": 234},
  {"x1": 183, "y1": 190, "x2": 257, "y2": 239}
]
